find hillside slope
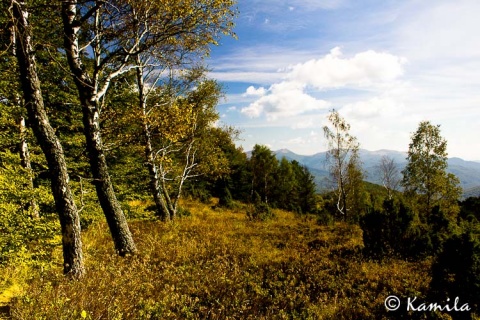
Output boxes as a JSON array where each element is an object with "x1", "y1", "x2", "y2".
[{"x1": 5, "y1": 200, "x2": 431, "y2": 319}]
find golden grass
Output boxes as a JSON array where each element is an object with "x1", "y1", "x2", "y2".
[{"x1": 4, "y1": 199, "x2": 436, "y2": 319}]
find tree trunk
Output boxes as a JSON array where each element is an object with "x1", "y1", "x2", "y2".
[
  {"x1": 135, "y1": 66, "x2": 170, "y2": 221},
  {"x1": 11, "y1": 0, "x2": 84, "y2": 278},
  {"x1": 19, "y1": 115, "x2": 39, "y2": 218},
  {"x1": 61, "y1": 1, "x2": 136, "y2": 255}
]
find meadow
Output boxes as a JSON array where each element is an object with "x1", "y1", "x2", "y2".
[{"x1": 1, "y1": 199, "x2": 434, "y2": 319}]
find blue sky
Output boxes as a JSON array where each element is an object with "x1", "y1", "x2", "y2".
[{"x1": 206, "y1": 0, "x2": 480, "y2": 160}]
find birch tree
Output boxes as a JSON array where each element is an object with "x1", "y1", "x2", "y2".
[
  {"x1": 146, "y1": 76, "x2": 229, "y2": 220},
  {"x1": 377, "y1": 155, "x2": 400, "y2": 199},
  {"x1": 60, "y1": 0, "x2": 236, "y2": 252},
  {"x1": 9, "y1": 0, "x2": 84, "y2": 277},
  {"x1": 323, "y1": 109, "x2": 363, "y2": 221},
  {"x1": 402, "y1": 121, "x2": 461, "y2": 217}
]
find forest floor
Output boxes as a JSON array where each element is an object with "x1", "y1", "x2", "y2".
[{"x1": 1, "y1": 199, "x2": 435, "y2": 319}]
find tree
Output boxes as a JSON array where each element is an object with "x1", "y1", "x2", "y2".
[
  {"x1": 60, "y1": 0, "x2": 236, "y2": 250},
  {"x1": 147, "y1": 78, "x2": 230, "y2": 220},
  {"x1": 376, "y1": 155, "x2": 400, "y2": 200},
  {"x1": 292, "y1": 161, "x2": 317, "y2": 214},
  {"x1": 430, "y1": 228, "x2": 480, "y2": 316},
  {"x1": 323, "y1": 109, "x2": 364, "y2": 221},
  {"x1": 249, "y1": 145, "x2": 278, "y2": 204},
  {"x1": 61, "y1": 0, "x2": 137, "y2": 255},
  {"x1": 273, "y1": 157, "x2": 298, "y2": 211},
  {"x1": 9, "y1": 0, "x2": 84, "y2": 277},
  {"x1": 402, "y1": 121, "x2": 461, "y2": 217}
]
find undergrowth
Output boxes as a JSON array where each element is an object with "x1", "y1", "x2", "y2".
[{"x1": 3, "y1": 199, "x2": 435, "y2": 319}]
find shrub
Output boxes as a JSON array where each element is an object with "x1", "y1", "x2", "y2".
[
  {"x1": 360, "y1": 199, "x2": 414, "y2": 258},
  {"x1": 218, "y1": 187, "x2": 234, "y2": 209},
  {"x1": 246, "y1": 202, "x2": 274, "y2": 221},
  {"x1": 316, "y1": 211, "x2": 334, "y2": 226},
  {"x1": 429, "y1": 226, "x2": 480, "y2": 318}
]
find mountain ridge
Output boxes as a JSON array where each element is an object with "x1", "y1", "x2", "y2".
[{"x1": 269, "y1": 148, "x2": 480, "y2": 198}]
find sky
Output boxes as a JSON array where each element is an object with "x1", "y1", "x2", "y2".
[{"x1": 206, "y1": 0, "x2": 480, "y2": 161}]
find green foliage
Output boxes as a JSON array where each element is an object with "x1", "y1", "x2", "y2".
[
  {"x1": 430, "y1": 226, "x2": 480, "y2": 316},
  {"x1": 361, "y1": 197, "x2": 462, "y2": 260},
  {"x1": 271, "y1": 159, "x2": 317, "y2": 214},
  {"x1": 246, "y1": 191, "x2": 274, "y2": 221},
  {"x1": 323, "y1": 109, "x2": 365, "y2": 221},
  {"x1": 0, "y1": 151, "x2": 58, "y2": 265},
  {"x1": 249, "y1": 144, "x2": 278, "y2": 204},
  {"x1": 360, "y1": 198, "x2": 415, "y2": 259},
  {"x1": 459, "y1": 196, "x2": 480, "y2": 223},
  {"x1": 217, "y1": 145, "x2": 319, "y2": 215},
  {"x1": 402, "y1": 121, "x2": 462, "y2": 217},
  {"x1": 218, "y1": 186, "x2": 234, "y2": 209}
]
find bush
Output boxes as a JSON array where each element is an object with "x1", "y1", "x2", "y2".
[
  {"x1": 360, "y1": 198, "x2": 416, "y2": 259},
  {"x1": 218, "y1": 187, "x2": 234, "y2": 209},
  {"x1": 429, "y1": 226, "x2": 480, "y2": 318},
  {"x1": 316, "y1": 211, "x2": 334, "y2": 226},
  {"x1": 246, "y1": 202, "x2": 274, "y2": 221}
]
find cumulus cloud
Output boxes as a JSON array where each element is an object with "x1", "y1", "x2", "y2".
[
  {"x1": 287, "y1": 47, "x2": 406, "y2": 89},
  {"x1": 243, "y1": 86, "x2": 267, "y2": 97},
  {"x1": 240, "y1": 48, "x2": 405, "y2": 121},
  {"x1": 241, "y1": 81, "x2": 331, "y2": 120}
]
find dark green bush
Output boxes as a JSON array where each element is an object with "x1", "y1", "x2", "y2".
[
  {"x1": 218, "y1": 187, "x2": 234, "y2": 209},
  {"x1": 247, "y1": 202, "x2": 274, "y2": 221},
  {"x1": 429, "y1": 226, "x2": 480, "y2": 318},
  {"x1": 360, "y1": 198, "x2": 415, "y2": 259}
]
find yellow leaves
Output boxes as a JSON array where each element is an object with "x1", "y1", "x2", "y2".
[{"x1": 153, "y1": 99, "x2": 196, "y2": 143}]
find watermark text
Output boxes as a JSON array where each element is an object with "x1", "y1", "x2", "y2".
[{"x1": 384, "y1": 296, "x2": 471, "y2": 312}]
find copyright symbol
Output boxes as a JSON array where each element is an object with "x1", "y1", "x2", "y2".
[{"x1": 385, "y1": 295, "x2": 401, "y2": 311}]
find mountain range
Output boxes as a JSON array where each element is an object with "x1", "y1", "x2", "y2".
[{"x1": 272, "y1": 149, "x2": 480, "y2": 199}]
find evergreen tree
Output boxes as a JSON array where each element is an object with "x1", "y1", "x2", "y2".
[{"x1": 292, "y1": 161, "x2": 317, "y2": 214}]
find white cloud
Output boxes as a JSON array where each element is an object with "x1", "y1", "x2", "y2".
[
  {"x1": 227, "y1": 106, "x2": 237, "y2": 111},
  {"x1": 240, "y1": 48, "x2": 405, "y2": 121},
  {"x1": 287, "y1": 47, "x2": 406, "y2": 89},
  {"x1": 241, "y1": 81, "x2": 331, "y2": 120},
  {"x1": 243, "y1": 86, "x2": 267, "y2": 97},
  {"x1": 340, "y1": 96, "x2": 403, "y2": 120}
]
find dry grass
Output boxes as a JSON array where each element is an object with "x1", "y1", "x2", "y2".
[{"x1": 5, "y1": 199, "x2": 433, "y2": 319}]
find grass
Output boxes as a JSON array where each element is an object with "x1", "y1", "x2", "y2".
[{"x1": 2, "y1": 199, "x2": 434, "y2": 319}]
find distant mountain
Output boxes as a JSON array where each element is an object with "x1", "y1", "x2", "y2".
[
  {"x1": 463, "y1": 186, "x2": 480, "y2": 199},
  {"x1": 272, "y1": 149, "x2": 480, "y2": 198}
]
